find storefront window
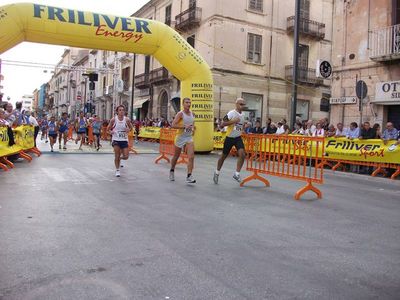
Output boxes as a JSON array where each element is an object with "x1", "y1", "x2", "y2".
[{"x1": 242, "y1": 92, "x2": 263, "y2": 125}]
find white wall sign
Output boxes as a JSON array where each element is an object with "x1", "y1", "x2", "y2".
[
  {"x1": 374, "y1": 81, "x2": 400, "y2": 103},
  {"x1": 329, "y1": 97, "x2": 357, "y2": 104}
]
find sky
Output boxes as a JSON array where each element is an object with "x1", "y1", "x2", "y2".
[{"x1": 0, "y1": 0, "x2": 148, "y2": 104}]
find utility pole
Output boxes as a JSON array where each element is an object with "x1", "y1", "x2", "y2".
[
  {"x1": 130, "y1": 54, "x2": 136, "y2": 120},
  {"x1": 290, "y1": 0, "x2": 301, "y2": 130}
]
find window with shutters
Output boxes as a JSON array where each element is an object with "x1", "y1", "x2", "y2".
[
  {"x1": 247, "y1": 33, "x2": 262, "y2": 64},
  {"x1": 248, "y1": 0, "x2": 263, "y2": 12},
  {"x1": 165, "y1": 4, "x2": 172, "y2": 26},
  {"x1": 300, "y1": 0, "x2": 310, "y2": 19}
]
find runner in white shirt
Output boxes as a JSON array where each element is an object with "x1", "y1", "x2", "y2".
[
  {"x1": 107, "y1": 105, "x2": 133, "y2": 177},
  {"x1": 169, "y1": 97, "x2": 196, "y2": 184},
  {"x1": 214, "y1": 98, "x2": 246, "y2": 184}
]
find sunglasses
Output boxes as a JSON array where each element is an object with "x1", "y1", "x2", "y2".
[{"x1": 239, "y1": 103, "x2": 245, "y2": 106}]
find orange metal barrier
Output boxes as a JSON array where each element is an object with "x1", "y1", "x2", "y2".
[
  {"x1": 318, "y1": 159, "x2": 400, "y2": 180},
  {"x1": 101, "y1": 125, "x2": 110, "y2": 141},
  {"x1": 67, "y1": 125, "x2": 74, "y2": 141},
  {"x1": 154, "y1": 128, "x2": 188, "y2": 164},
  {"x1": 87, "y1": 126, "x2": 94, "y2": 145},
  {"x1": 241, "y1": 134, "x2": 325, "y2": 200},
  {"x1": 128, "y1": 130, "x2": 138, "y2": 154}
]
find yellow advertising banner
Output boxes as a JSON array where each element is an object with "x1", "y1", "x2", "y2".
[
  {"x1": 324, "y1": 137, "x2": 399, "y2": 164},
  {"x1": 139, "y1": 127, "x2": 161, "y2": 140},
  {"x1": 13, "y1": 125, "x2": 35, "y2": 150},
  {"x1": 0, "y1": 126, "x2": 22, "y2": 157}
]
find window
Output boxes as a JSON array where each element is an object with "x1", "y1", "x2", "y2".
[
  {"x1": 242, "y1": 92, "x2": 263, "y2": 124},
  {"x1": 296, "y1": 99, "x2": 310, "y2": 120},
  {"x1": 249, "y1": 0, "x2": 263, "y2": 12},
  {"x1": 187, "y1": 35, "x2": 195, "y2": 48},
  {"x1": 189, "y1": 0, "x2": 196, "y2": 8},
  {"x1": 145, "y1": 56, "x2": 150, "y2": 74},
  {"x1": 165, "y1": 4, "x2": 172, "y2": 26},
  {"x1": 247, "y1": 33, "x2": 262, "y2": 64},
  {"x1": 298, "y1": 44, "x2": 309, "y2": 81}
]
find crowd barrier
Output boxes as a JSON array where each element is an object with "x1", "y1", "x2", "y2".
[
  {"x1": 0, "y1": 125, "x2": 41, "y2": 172},
  {"x1": 240, "y1": 134, "x2": 325, "y2": 200},
  {"x1": 154, "y1": 128, "x2": 188, "y2": 165}
]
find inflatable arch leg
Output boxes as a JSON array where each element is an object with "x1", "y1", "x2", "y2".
[{"x1": 0, "y1": 3, "x2": 214, "y2": 151}]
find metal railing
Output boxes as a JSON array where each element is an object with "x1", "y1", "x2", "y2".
[
  {"x1": 285, "y1": 65, "x2": 324, "y2": 86},
  {"x1": 370, "y1": 24, "x2": 400, "y2": 61},
  {"x1": 150, "y1": 67, "x2": 169, "y2": 84},
  {"x1": 134, "y1": 73, "x2": 150, "y2": 88},
  {"x1": 287, "y1": 16, "x2": 325, "y2": 40},
  {"x1": 175, "y1": 6, "x2": 202, "y2": 31}
]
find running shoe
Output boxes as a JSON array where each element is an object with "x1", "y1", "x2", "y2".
[
  {"x1": 233, "y1": 173, "x2": 242, "y2": 183},
  {"x1": 115, "y1": 170, "x2": 121, "y2": 177},
  {"x1": 120, "y1": 163, "x2": 124, "y2": 168},
  {"x1": 63, "y1": 146, "x2": 67, "y2": 150},
  {"x1": 169, "y1": 171, "x2": 175, "y2": 181},
  {"x1": 186, "y1": 175, "x2": 196, "y2": 184},
  {"x1": 45, "y1": 140, "x2": 48, "y2": 143},
  {"x1": 213, "y1": 171, "x2": 219, "y2": 184}
]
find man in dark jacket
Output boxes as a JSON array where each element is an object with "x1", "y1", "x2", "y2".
[{"x1": 359, "y1": 122, "x2": 376, "y2": 139}]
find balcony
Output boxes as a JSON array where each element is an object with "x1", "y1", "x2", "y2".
[
  {"x1": 287, "y1": 16, "x2": 325, "y2": 40},
  {"x1": 285, "y1": 65, "x2": 324, "y2": 86},
  {"x1": 369, "y1": 24, "x2": 400, "y2": 61},
  {"x1": 150, "y1": 67, "x2": 170, "y2": 85},
  {"x1": 134, "y1": 73, "x2": 150, "y2": 89},
  {"x1": 175, "y1": 6, "x2": 202, "y2": 32}
]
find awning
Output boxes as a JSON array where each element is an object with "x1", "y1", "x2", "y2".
[{"x1": 133, "y1": 99, "x2": 149, "y2": 109}]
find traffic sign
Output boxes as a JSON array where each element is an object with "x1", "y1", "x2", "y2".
[
  {"x1": 356, "y1": 80, "x2": 368, "y2": 99},
  {"x1": 329, "y1": 97, "x2": 357, "y2": 105}
]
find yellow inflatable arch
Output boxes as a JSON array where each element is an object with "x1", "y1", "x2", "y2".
[{"x1": 0, "y1": 3, "x2": 214, "y2": 151}]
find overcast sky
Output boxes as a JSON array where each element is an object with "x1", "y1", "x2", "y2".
[{"x1": 0, "y1": 0, "x2": 148, "y2": 104}]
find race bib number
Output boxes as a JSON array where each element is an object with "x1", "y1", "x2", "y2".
[
  {"x1": 184, "y1": 127, "x2": 193, "y2": 134},
  {"x1": 234, "y1": 124, "x2": 243, "y2": 132},
  {"x1": 117, "y1": 131, "x2": 127, "y2": 139}
]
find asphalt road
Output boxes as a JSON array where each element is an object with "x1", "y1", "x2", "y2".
[{"x1": 0, "y1": 151, "x2": 399, "y2": 299}]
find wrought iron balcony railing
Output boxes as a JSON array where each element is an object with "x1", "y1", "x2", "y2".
[
  {"x1": 134, "y1": 73, "x2": 150, "y2": 89},
  {"x1": 287, "y1": 16, "x2": 325, "y2": 40},
  {"x1": 285, "y1": 65, "x2": 324, "y2": 86},
  {"x1": 150, "y1": 67, "x2": 169, "y2": 85},
  {"x1": 369, "y1": 24, "x2": 400, "y2": 61},
  {"x1": 175, "y1": 6, "x2": 202, "y2": 32}
]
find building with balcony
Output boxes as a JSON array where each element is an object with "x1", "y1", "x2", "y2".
[
  {"x1": 131, "y1": 0, "x2": 333, "y2": 124},
  {"x1": 330, "y1": 0, "x2": 400, "y2": 129}
]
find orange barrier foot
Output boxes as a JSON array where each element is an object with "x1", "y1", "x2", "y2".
[
  {"x1": 294, "y1": 180, "x2": 322, "y2": 200},
  {"x1": 29, "y1": 147, "x2": 41, "y2": 157},
  {"x1": 19, "y1": 151, "x2": 32, "y2": 162},
  {"x1": 371, "y1": 167, "x2": 386, "y2": 177},
  {"x1": 129, "y1": 147, "x2": 138, "y2": 154},
  {"x1": 240, "y1": 171, "x2": 270, "y2": 187},
  {"x1": 317, "y1": 160, "x2": 333, "y2": 169},
  {"x1": 177, "y1": 156, "x2": 188, "y2": 165},
  {"x1": 154, "y1": 153, "x2": 170, "y2": 164},
  {"x1": 0, "y1": 157, "x2": 14, "y2": 168},
  {"x1": 332, "y1": 162, "x2": 345, "y2": 171},
  {"x1": 0, "y1": 161, "x2": 8, "y2": 171},
  {"x1": 390, "y1": 167, "x2": 400, "y2": 180}
]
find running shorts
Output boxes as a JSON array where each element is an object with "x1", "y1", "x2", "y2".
[{"x1": 223, "y1": 136, "x2": 245, "y2": 155}]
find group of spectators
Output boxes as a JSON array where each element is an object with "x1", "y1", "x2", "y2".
[{"x1": 215, "y1": 117, "x2": 400, "y2": 144}]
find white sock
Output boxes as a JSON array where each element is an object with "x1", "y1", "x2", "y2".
[
  {"x1": 235, "y1": 171, "x2": 240, "y2": 176},
  {"x1": 215, "y1": 170, "x2": 220, "y2": 175}
]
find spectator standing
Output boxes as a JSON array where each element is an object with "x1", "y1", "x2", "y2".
[
  {"x1": 382, "y1": 122, "x2": 398, "y2": 145},
  {"x1": 251, "y1": 120, "x2": 263, "y2": 134},
  {"x1": 335, "y1": 123, "x2": 347, "y2": 137},
  {"x1": 373, "y1": 123, "x2": 382, "y2": 138},
  {"x1": 276, "y1": 122, "x2": 285, "y2": 135},
  {"x1": 313, "y1": 123, "x2": 325, "y2": 137},
  {"x1": 346, "y1": 122, "x2": 360, "y2": 139},
  {"x1": 359, "y1": 122, "x2": 376, "y2": 139},
  {"x1": 326, "y1": 124, "x2": 336, "y2": 137}
]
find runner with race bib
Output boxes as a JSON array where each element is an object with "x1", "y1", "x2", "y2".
[
  {"x1": 169, "y1": 97, "x2": 196, "y2": 184},
  {"x1": 75, "y1": 111, "x2": 87, "y2": 150},
  {"x1": 213, "y1": 98, "x2": 246, "y2": 184},
  {"x1": 107, "y1": 105, "x2": 133, "y2": 177}
]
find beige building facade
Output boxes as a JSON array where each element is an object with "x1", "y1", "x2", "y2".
[
  {"x1": 330, "y1": 0, "x2": 400, "y2": 129},
  {"x1": 132, "y1": 0, "x2": 333, "y2": 125}
]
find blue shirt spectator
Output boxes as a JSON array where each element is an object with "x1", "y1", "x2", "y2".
[
  {"x1": 382, "y1": 122, "x2": 398, "y2": 143},
  {"x1": 346, "y1": 122, "x2": 359, "y2": 139}
]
